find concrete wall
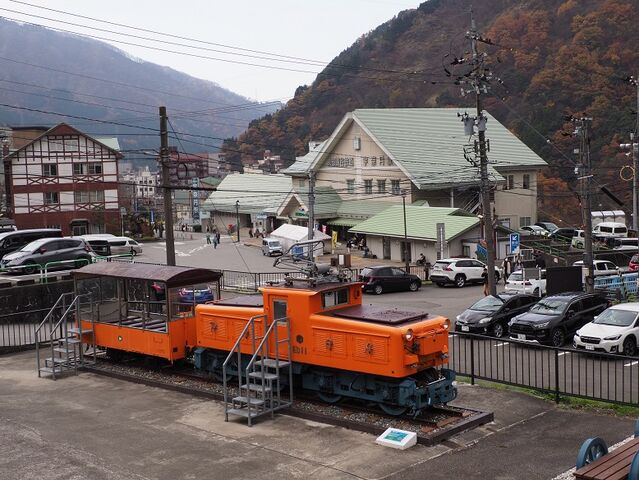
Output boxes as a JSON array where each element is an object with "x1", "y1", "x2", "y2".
[
  {"x1": 365, "y1": 233, "x2": 472, "y2": 263},
  {"x1": 494, "y1": 170, "x2": 538, "y2": 229}
]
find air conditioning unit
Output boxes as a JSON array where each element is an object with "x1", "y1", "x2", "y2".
[{"x1": 353, "y1": 137, "x2": 361, "y2": 150}]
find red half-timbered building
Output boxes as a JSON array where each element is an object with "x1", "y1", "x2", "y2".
[{"x1": 3, "y1": 123, "x2": 123, "y2": 235}]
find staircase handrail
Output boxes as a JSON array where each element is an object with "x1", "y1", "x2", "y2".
[
  {"x1": 34, "y1": 292, "x2": 73, "y2": 336},
  {"x1": 222, "y1": 313, "x2": 267, "y2": 418},
  {"x1": 48, "y1": 293, "x2": 89, "y2": 341}
]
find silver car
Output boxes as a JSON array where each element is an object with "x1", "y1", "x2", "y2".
[{"x1": 1, "y1": 237, "x2": 95, "y2": 274}]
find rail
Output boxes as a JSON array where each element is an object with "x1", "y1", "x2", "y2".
[
  {"x1": 449, "y1": 332, "x2": 639, "y2": 406},
  {"x1": 41, "y1": 258, "x2": 92, "y2": 283}
]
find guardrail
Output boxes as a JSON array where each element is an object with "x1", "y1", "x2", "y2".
[
  {"x1": 93, "y1": 254, "x2": 135, "y2": 263},
  {"x1": 594, "y1": 271, "x2": 638, "y2": 301},
  {"x1": 449, "y1": 332, "x2": 639, "y2": 407},
  {"x1": 0, "y1": 305, "x2": 67, "y2": 351},
  {"x1": 41, "y1": 258, "x2": 92, "y2": 283}
]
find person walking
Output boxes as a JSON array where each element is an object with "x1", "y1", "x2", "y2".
[
  {"x1": 483, "y1": 266, "x2": 489, "y2": 296},
  {"x1": 216, "y1": 231, "x2": 221, "y2": 245},
  {"x1": 206, "y1": 232, "x2": 211, "y2": 244},
  {"x1": 503, "y1": 257, "x2": 512, "y2": 285},
  {"x1": 212, "y1": 235, "x2": 218, "y2": 249}
]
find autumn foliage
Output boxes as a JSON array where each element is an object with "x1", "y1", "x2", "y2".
[{"x1": 223, "y1": 0, "x2": 639, "y2": 224}]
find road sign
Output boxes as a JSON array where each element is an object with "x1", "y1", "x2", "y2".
[
  {"x1": 510, "y1": 233, "x2": 520, "y2": 254},
  {"x1": 435, "y1": 223, "x2": 446, "y2": 259}
]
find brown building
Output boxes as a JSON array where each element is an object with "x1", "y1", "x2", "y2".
[{"x1": 3, "y1": 123, "x2": 123, "y2": 235}]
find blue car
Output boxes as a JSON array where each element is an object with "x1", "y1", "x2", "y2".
[{"x1": 178, "y1": 287, "x2": 215, "y2": 304}]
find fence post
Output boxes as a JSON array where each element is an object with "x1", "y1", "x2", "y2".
[
  {"x1": 554, "y1": 348, "x2": 560, "y2": 403},
  {"x1": 470, "y1": 336, "x2": 475, "y2": 385}
]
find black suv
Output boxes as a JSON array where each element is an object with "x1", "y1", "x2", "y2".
[
  {"x1": 509, "y1": 292, "x2": 609, "y2": 347},
  {"x1": 359, "y1": 266, "x2": 421, "y2": 295},
  {"x1": 455, "y1": 293, "x2": 539, "y2": 338}
]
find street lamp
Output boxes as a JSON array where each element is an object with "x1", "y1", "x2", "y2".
[
  {"x1": 401, "y1": 190, "x2": 409, "y2": 272},
  {"x1": 235, "y1": 200, "x2": 240, "y2": 242}
]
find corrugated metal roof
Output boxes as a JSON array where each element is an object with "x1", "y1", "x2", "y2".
[
  {"x1": 349, "y1": 205, "x2": 479, "y2": 241},
  {"x1": 73, "y1": 263, "x2": 222, "y2": 287},
  {"x1": 94, "y1": 136, "x2": 120, "y2": 151},
  {"x1": 202, "y1": 173, "x2": 292, "y2": 214},
  {"x1": 283, "y1": 108, "x2": 546, "y2": 190},
  {"x1": 295, "y1": 186, "x2": 342, "y2": 217},
  {"x1": 326, "y1": 217, "x2": 361, "y2": 227},
  {"x1": 336, "y1": 199, "x2": 395, "y2": 218}
]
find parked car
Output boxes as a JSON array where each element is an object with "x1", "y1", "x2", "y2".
[
  {"x1": 359, "y1": 266, "x2": 421, "y2": 294},
  {"x1": 455, "y1": 293, "x2": 539, "y2": 338},
  {"x1": 178, "y1": 286, "x2": 215, "y2": 304},
  {"x1": 519, "y1": 225, "x2": 549, "y2": 236},
  {"x1": 574, "y1": 303, "x2": 639, "y2": 356},
  {"x1": 550, "y1": 227, "x2": 578, "y2": 243},
  {"x1": 602, "y1": 237, "x2": 639, "y2": 251},
  {"x1": 262, "y1": 238, "x2": 283, "y2": 256},
  {"x1": 592, "y1": 222, "x2": 628, "y2": 238},
  {"x1": 573, "y1": 260, "x2": 619, "y2": 277},
  {"x1": 505, "y1": 269, "x2": 546, "y2": 296},
  {"x1": 508, "y1": 292, "x2": 609, "y2": 347},
  {"x1": 430, "y1": 258, "x2": 501, "y2": 288},
  {"x1": 106, "y1": 236, "x2": 143, "y2": 255},
  {"x1": 629, "y1": 254, "x2": 639, "y2": 272},
  {"x1": 0, "y1": 237, "x2": 95, "y2": 274},
  {"x1": 571, "y1": 229, "x2": 586, "y2": 249},
  {"x1": 0, "y1": 228, "x2": 62, "y2": 260},
  {"x1": 534, "y1": 222, "x2": 559, "y2": 233}
]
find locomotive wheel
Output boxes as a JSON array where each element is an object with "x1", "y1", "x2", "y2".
[
  {"x1": 379, "y1": 403, "x2": 408, "y2": 416},
  {"x1": 317, "y1": 391, "x2": 342, "y2": 404}
]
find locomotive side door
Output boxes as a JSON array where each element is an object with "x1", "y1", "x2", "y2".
[{"x1": 269, "y1": 297, "x2": 290, "y2": 360}]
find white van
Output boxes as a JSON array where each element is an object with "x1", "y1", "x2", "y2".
[
  {"x1": 571, "y1": 230, "x2": 586, "y2": 249},
  {"x1": 592, "y1": 222, "x2": 628, "y2": 238},
  {"x1": 107, "y1": 237, "x2": 143, "y2": 255},
  {"x1": 261, "y1": 238, "x2": 283, "y2": 256}
]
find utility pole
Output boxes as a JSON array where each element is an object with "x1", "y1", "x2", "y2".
[
  {"x1": 307, "y1": 172, "x2": 315, "y2": 241},
  {"x1": 464, "y1": 13, "x2": 496, "y2": 295},
  {"x1": 159, "y1": 106, "x2": 176, "y2": 266},
  {"x1": 575, "y1": 116, "x2": 594, "y2": 291},
  {"x1": 621, "y1": 74, "x2": 639, "y2": 231},
  {"x1": 235, "y1": 200, "x2": 240, "y2": 242},
  {"x1": 402, "y1": 190, "x2": 410, "y2": 272}
]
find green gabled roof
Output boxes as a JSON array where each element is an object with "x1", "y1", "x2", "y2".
[
  {"x1": 295, "y1": 186, "x2": 342, "y2": 217},
  {"x1": 349, "y1": 206, "x2": 479, "y2": 241},
  {"x1": 202, "y1": 173, "x2": 292, "y2": 215},
  {"x1": 336, "y1": 199, "x2": 395, "y2": 219},
  {"x1": 283, "y1": 108, "x2": 546, "y2": 190}
]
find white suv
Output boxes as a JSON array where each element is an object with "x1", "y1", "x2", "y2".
[
  {"x1": 505, "y1": 269, "x2": 546, "y2": 296},
  {"x1": 574, "y1": 303, "x2": 639, "y2": 356},
  {"x1": 430, "y1": 258, "x2": 501, "y2": 288}
]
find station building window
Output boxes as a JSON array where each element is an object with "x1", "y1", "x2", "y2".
[
  {"x1": 377, "y1": 179, "x2": 386, "y2": 194},
  {"x1": 347, "y1": 179, "x2": 355, "y2": 194},
  {"x1": 391, "y1": 180, "x2": 400, "y2": 195},
  {"x1": 42, "y1": 164, "x2": 58, "y2": 177},
  {"x1": 523, "y1": 174, "x2": 530, "y2": 190},
  {"x1": 364, "y1": 179, "x2": 373, "y2": 195},
  {"x1": 519, "y1": 216, "x2": 532, "y2": 228}
]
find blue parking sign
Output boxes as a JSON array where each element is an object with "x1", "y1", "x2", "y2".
[{"x1": 510, "y1": 233, "x2": 520, "y2": 254}]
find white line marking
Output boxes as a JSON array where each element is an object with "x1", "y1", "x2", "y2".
[
  {"x1": 558, "y1": 352, "x2": 571, "y2": 357},
  {"x1": 624, "y1": 361, "x2": 639, "y2": 367}
]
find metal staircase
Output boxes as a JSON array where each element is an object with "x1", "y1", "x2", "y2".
[
  {"x1": 223, "y1": 314, "x2": 294, "y2": 426},
  {"x1": 35, "y1": 293, "x2": 97, "y2": 379}
]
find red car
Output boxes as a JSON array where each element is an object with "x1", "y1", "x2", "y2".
[{"x1": 629, "y1": 254, "x2": 639, "y2": 272}]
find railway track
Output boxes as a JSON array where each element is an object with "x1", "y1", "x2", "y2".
[{"x1": 80, "y1": 357, "x2": 493, "y2": 446}]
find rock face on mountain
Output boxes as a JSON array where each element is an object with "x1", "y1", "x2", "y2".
[
  {"x1": 223, "y1": 0, "x2": 639, "y2": 223},
  {"x1": 0, "y1": 19, "x2": 276, "y2": 155}
]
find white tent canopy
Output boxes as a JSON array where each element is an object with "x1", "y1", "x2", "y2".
[{"x1": 268, "y1": 224, "x2": 330, "y2": 254}]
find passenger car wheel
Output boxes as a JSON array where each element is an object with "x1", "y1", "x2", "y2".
[
  {"x1": 454, "y1": 274, "x2": 466, "y2": 288},
  {"x1": 492, "y1": 322, "x2": 506, "y2": 338},
  {"x1": 374, "y1": 284, "x2": 383, "y2": 295},
  {"x1": 409, "y1": 281, "x2": 419, "y2": 292},
  {"x1": 22, "y1": 261, "x2": 37, "y2": 275},
  {"x1": 533, "y1": 287, "x2": 540, "y2": 297},
  {"x1": 622, "y1": 336, "x2": 637, "y2": 357},
  {"x1": 550, "y1": 328, "x2": 565, "y2": 347}
]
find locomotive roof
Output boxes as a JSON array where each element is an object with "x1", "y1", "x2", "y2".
[
  {"x1": 74, "y1": 262, "x2": 222, "y2": 287},
  {"x1": 327, "y1": 304, "x2": 431, "y2": 324},
  {"x1": 213, "y1": 295, "x2": 264, "y2": 308},
  {"x1": 261, "y1": 280, "x2": 361, "y2": 293}
]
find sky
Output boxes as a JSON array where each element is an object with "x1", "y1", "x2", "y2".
[{"x1": 0, "y1": 0, "x2": 420, "y2": 102}]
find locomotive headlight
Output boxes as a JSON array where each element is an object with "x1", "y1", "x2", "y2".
[
  {"x1": 404, "y1": 329, "x2": 414, "y2": 341},
  {"x1": 443, "y1": 319, "x2": 450, "y2": 330}
]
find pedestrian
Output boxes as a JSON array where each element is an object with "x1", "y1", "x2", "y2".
[
  {"x1": 535, "y1": 251, "x2": 546, "y2": 269},
  {"x1": 206, "y1": 232, "x2": 211, "y2": 244},
  {"x1": 212, "y1": 235, "x2": 218, "y2": 249},
  {"x1": 248, "y1": 227, "x2": 253, "y2": 238},
  {"x1": 503, "y1": 257, "x2": 512, "y2": 285},
  {"x1": 216, "y1": 231, "x2": 221, "y2": 244},
  {"x1": 483, "y1": 267, "x2": 489, "y2": 296},
  {"x1": 254, "y1": 228, "x2": 260, "y2": 238}
]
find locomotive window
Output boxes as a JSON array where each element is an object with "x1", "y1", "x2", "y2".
[{"x1": 322, "y1": 288, "x2": 349, "y2": 308}]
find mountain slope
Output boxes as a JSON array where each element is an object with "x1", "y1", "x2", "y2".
[
  {"x1": 222, "y1": 0, "x2": 639, "y2": 224},
  {"x1": 0, "y1": 19, "x2": 277, "y2": 158}
]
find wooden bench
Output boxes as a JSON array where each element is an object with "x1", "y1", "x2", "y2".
[{"x1": 574, "y1": 437, "x2": 639, "y2": 480}]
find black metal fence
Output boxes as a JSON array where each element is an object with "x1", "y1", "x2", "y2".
[
  {"x1": 0, "y1": 305, "x2": 68, "y2": 352},
  {"x1": 449, "y1": 332, "x2": 639, "y2": 406}
]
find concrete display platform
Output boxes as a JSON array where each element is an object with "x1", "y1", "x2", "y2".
[{"x1": 0, "y1": 350, "x2": 635, "y2": 480}]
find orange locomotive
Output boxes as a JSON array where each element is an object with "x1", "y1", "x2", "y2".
[{"x1": 193, "y1": 249, "x2": 456, "y2": 415}]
